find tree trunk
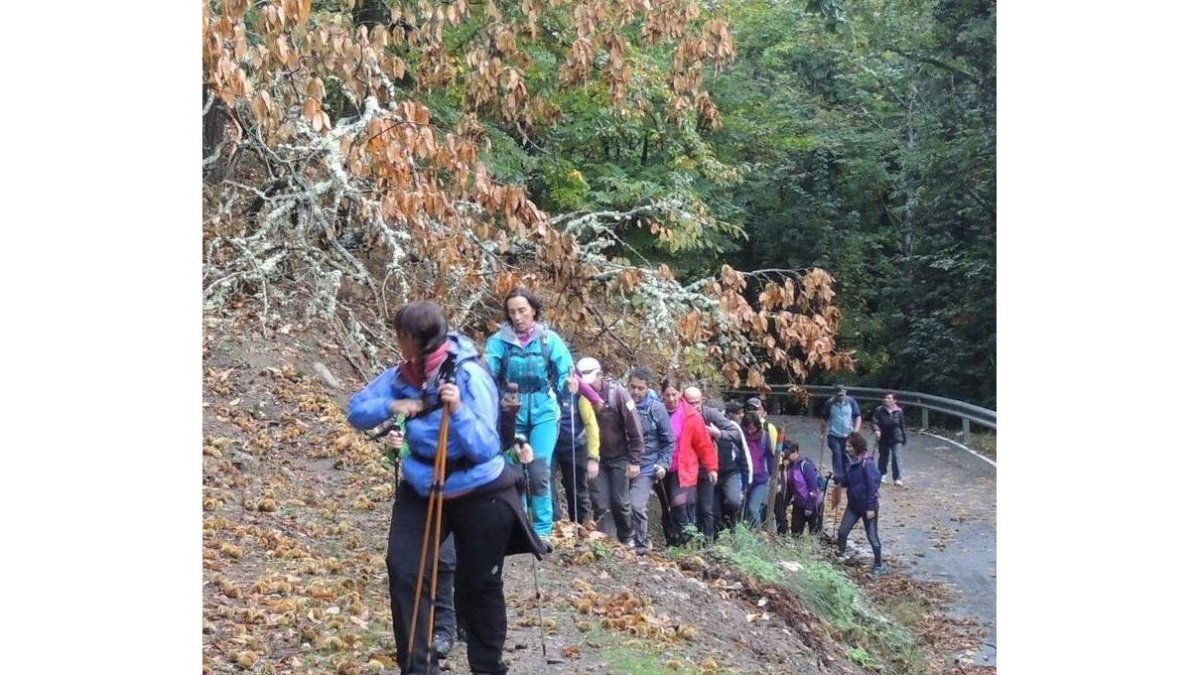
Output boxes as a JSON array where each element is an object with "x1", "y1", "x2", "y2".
[{"x1": 203, "y1": 84, "x2": 227, "y2": 182}]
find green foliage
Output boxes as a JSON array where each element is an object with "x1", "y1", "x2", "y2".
[
  {"x1": 602, "y1": 645, "x2": 702, "y2": 674},
  {"x1": 705, "y1": 525, "x2": 926, "y2": 674},
  {"x1": 703, "y1": 0, "x2": 995, "y2": 406},
  {"x1": 398, "y1": 0, "x2": 996, "y2": 405}
]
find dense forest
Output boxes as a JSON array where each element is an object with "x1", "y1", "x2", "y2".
[{"x1": 203, "y1": 0, "x2": 995, "y2": 407}]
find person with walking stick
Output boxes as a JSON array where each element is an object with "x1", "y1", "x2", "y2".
[
  {"x1": 381, "y1": 422, "x2": 458, "y2": 661},
  {"x1": 348, "y1": 301, "x2": 543, "y2": 674},
  {"x1": 484, "y1": 287, "x2": 576, "y2": 547},
  {"x1": 835, "y1": 432, "x2": 886, "y2": 576}
]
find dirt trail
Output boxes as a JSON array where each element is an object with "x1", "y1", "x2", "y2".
[{"x1": 202, "y1": 326, "x2": 995, "y2": 674}]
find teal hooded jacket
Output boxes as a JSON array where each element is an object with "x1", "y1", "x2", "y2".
[{"x1": 483, "y1": 323, "x2": 574, "y2": 428}]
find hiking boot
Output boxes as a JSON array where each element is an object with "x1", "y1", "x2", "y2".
[
  {"x1": 432, "y1": 632, "x2": 454, "y2": 660},
  {"x1": 871, "y1": 564, "x2": 887, "y2": 577}
]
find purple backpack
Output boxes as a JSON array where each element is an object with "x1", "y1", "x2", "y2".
[{"x1": 790, "y1": 459, "x2": 823, "y2": 510}]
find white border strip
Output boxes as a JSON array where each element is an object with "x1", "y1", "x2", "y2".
[{"x1": 919, "y1": 430, "x2": 997, "y2": 468}]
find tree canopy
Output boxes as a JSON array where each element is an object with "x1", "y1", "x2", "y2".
[{"x1": 203, "y1": 0, "x2": 995, "y2": 406}]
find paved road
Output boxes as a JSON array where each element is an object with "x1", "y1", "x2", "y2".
[{"x1": 769, "y1": 416, "x2": 997, "y2": 667}]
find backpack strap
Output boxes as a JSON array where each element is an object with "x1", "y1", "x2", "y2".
[
  {"x1": 541, "y1": 334, "x2": 558, "y2": 394},
  {"x1": 497, "y1": 333, "x2": 557, "y2": 393},
  {"x1": 497, "y1": 340, "x2": 511, "y2": 388}
]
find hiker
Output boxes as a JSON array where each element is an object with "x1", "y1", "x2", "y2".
[
  {"x1": 627, "y1": 366, "x2": 676, "y2": 555},
  {"x1": 740, "y1": 411, "x2": 774, "y2": 529},
  {"x1": 484, "y1": 287, "x2": 576, "y2": 544},
  {"x1": 383, "y1": 425, "x2": 458, "y2": 660},
  {"x1": 683, "y1": 387, "x2": 744, "y2": 543},
  {"x1": 655, "y1": 376, "x2": 717, "y2": 546},
  {"x1": 836, "y1": 431, "x2": 885, "y2": 576},
  {"x1": 712, "y1": 398, "x2": 753, "y2": 539},
  {"x1": 578, "y1": 357, "x2": 644, "y2": 545},
  {"x1": 783, "y1": 441, "x2": 824, "y2": 537},
  {"x1": 871, "y1": 391, "x2": 908, "y2": 486},
  {"x1": 744, "y1": 397, "x2": 790, "y2": 534},
  {"x1": 820, "y1": 385, "x2": 862, "y2": 507},
  {"x1": 348, "y1": 301, "x2": 543, "y2": 674},
  {"x1": 550, "y1": 372, "x2": 600, "y2": 524}
]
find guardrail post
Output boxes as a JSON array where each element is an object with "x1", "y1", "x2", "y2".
[
  {"x1": 963, "y1": 418, "x2": 971, "y2": 448},
  {"x1": 921, "y1": 407, "x2": 929, "y2": 430}
]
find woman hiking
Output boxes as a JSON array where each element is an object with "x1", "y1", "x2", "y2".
[
  {"x1": 484, "y1": 287, "x2": 576, "y2": 545},
  {"x1": 654, "y1": 375, "x2": 718, "y2": 546},
  {"x1": 347, "y1": 301, "x2": 543, "y2": 674},
  {"x1": 836, "y1": 431, "x2": 886, "y2": 576}
]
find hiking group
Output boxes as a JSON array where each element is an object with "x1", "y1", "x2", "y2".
[{"x1": 346, "y1": 289, "x2": 907, "y2": 674}]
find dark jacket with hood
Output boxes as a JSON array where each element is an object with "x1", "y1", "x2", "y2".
[
  {"x1": 701, "y1": 406, "x2": 749, "y2": 481},
  {"x1": 844, "y1": 453, "x2": 881, "y2": 514},
  {"x1": 871, "y1": 404, "x2": 908, "y2": 445}
]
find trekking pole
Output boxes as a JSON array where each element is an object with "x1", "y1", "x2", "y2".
[
  {"x1": 570, "y1": 389, "x2": 578, "y2": 523},
  {"x1": 516, "y1": 436, "x2": 559, "y2": 665},
  {"x1": 406, "y1": 407, "x2": 452, "y2": 671},
  {"x1": 422, "y1": 411, "x2": 451, "y2": 673},
  {"x1": 826, "y1": 470, "x2": 840, "y2": 540}
]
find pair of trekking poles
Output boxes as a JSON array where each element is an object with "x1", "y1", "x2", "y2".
[{"x1": 403, "y1": 393, "x2": 554, "y2": 672}]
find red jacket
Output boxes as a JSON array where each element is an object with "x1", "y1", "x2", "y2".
[{"x1": 670, "y1": 401, "x2": 717, "y2": 488}]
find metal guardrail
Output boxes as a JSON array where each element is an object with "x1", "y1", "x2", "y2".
[{"x1": 723, "y1": 384, "x2": 996, "y2": 450}]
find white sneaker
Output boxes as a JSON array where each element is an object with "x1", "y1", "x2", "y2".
[{"x1": 894, "y1": 479, "x2": 903, "y2": 487}]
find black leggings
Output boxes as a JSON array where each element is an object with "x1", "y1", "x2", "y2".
[{"x1": 836, "y1": 507, "x2": 882, "y2": 566}]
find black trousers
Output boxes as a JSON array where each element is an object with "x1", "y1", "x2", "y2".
[
  {"x1": 790, "y1": 499, "x2": 823, "y2": 536},
  {"x1": 713, "y1": 472, "x2": 744, "y2": 536},
  {"x1": 654, "y1": 472, "x2": 694, "y2": 546},
  {"x1": 696, "y1": 471, "x2": 716, "y2": 544},
  {"x1": 774, "y1": 476, "x2": 794, "y2": 534},
  {"x1": 387, "y1": 481, "x2": 517, "y2": 674},
  {"x1": 551, "y1": 431, "x2": 591, "y2": 524},
  {"x1": 836, "y1": 507, "x2": 882, "y2": 566},
  {"x1": 877, "y1": 441, "x2": 902, "y2": 481}
]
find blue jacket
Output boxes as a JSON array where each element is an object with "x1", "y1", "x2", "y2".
[
  {"x1": 484, "y1": 323, "x2": 575, "y2": 428},
  {"x1": 347, "y1": 333, "x2": 503, "y2": 499},
  {"x1": 844, "y1": 454, "x2": 881, "y2": 514},
  {"x1": 634, "y1": 396, "x2": 676, "y2": 477}
]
